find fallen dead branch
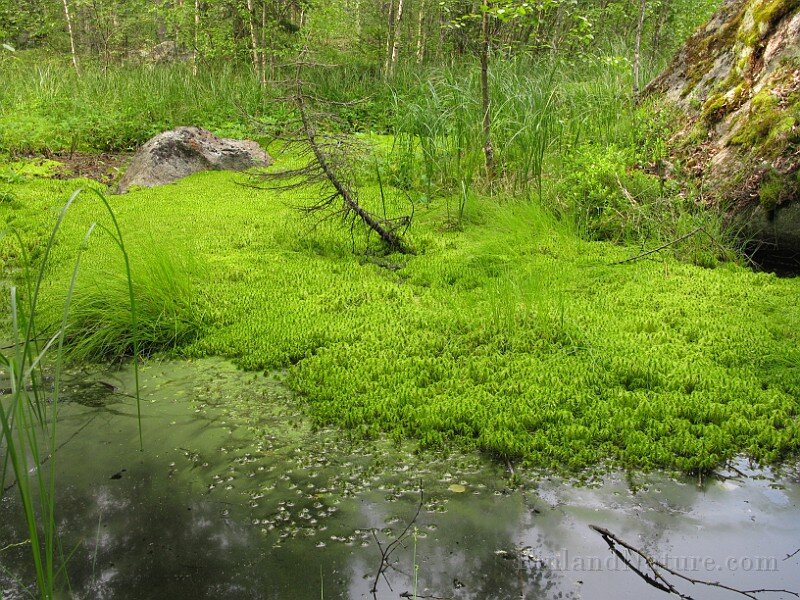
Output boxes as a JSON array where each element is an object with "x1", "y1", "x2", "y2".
[
  {"x1": 784, "y1": 548, "x2": 800, "y2": 562},
  {"x1": 590, "y1": 524, "x2": 799, "y2": 600},
  {"x1": 253, "y1": 51, "x2": 413, "y2": 255},
  {"x1": 612, "y1": 227, "x2": 704, "y2": 265}
]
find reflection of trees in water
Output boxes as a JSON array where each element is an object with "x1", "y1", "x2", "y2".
[
  {"x1": 351, "y1": 490, "x2": 563, "y2": 600},
  {"x1": 0, "y1": 432, "x2": 717, "y2": 600},
  {"x1": 25, "y1": 454, "x2": 363, "y2": 600},
  {"x1": 10, "y1": 362, "x2": 792, "y2": 600}
]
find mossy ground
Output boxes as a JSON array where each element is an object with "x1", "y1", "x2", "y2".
[{"x1": 1, "y1": 163, "x2": 799, "y2": 475}]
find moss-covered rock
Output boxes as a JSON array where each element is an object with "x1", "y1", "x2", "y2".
[{"x1": 647, "y1": 0, "x2": 800, "y2": 268}]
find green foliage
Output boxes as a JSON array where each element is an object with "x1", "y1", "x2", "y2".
[
  {"x1": 0, "y1": 0, "x2": 792, "y2": 480},
  {"x1": 758, "y1": 168, "x2": 800, "y2": 210},
  {"x1": 551, "y1": 144, "x2": 652, "y2": 240},
  {"x1": 62, "y1": 247, "x2": 210, "y2": 362},
  {"x1": 0, "y1": 56, "x2": 290, "y2": 153},
  {"x1": 390, "y1": 56, "x2": 634, "y2": 197},
  {"x1": 4, "y1": 169, "x2": 798, "y2": 476}
]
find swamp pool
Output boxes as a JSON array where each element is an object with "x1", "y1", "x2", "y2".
[{"x1": 1, "y1": 359, "x2": 799, "y2": 599}]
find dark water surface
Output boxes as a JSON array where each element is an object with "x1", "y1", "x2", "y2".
[{"x1": 1, "y1": 360, "x2": 798, "y2": 599}]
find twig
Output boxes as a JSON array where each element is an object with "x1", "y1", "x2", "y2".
[
  {"x1": 590, "y1": 524, "x2": 799, "y2": 600},
  {"x1": 723, "y1": 461, "x2": 749, "y2": 479},
  {"x1": 616, "y1": 173, "x2": 638, "y2": 207},
  {"x1": 612, "y1": 227, "x2": 704, "y2": 265},
  {"x1": 371, "y1": 490, "x2": 424, "y2": 598},
  {"x1": 0, "y1": 540, "x2": 30, "y2": 553}
]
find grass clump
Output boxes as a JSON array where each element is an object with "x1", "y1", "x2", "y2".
[
  {"x1": 389, "y1": 57, "x2": 635, "y2": 198},
  {"x1": 62, "y1": 248, "x2": 210, "y2": 362}
]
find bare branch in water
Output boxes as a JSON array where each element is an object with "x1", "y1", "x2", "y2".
[
  {"x1": 590, "y1": 524, "x2": 799, "y2": 600},
  {"x1": 371, "y1": 490, "x2": 425, "y2": 598}
]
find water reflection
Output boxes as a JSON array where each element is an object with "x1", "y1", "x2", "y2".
[{"x1": 1, "y1": 359, "x2": 798, "y2": 599}]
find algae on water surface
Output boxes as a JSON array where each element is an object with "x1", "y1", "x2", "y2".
[{"x1": 2, "y1": 358, "x2": 799, "y2": 600}]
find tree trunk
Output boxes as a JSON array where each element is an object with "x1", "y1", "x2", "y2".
[
  {"x1": 415, "y1": 0, "x2": 426, "y2": 63},
  {"x1": 155, "y1": 0, "x2": 167, "y2": 42},
  {"x1": 633, "y1": 0, "x2": 647, "y2": 100},
  {"x1": 193, "y1": 0, "x2": 200, "y2": 75},
  {"x1": 389, "y1": 0, "x2": 404, "y2": 75},
  {"x1": 260, "y1": 0, "x2": 268, "y2": 84},
  {"x1": 175, "y1": 0, "x2": 182, "y2": 53},
  {"x1": 384, "y1": 0, "x2": 395, "y2": 77},
  {"x1": 61, "y1": 0, "x2": 79, "y2": 76},
  {"x1": 650, "y1": 0, "x2": 669, "y2": 61},
  {"x1": 480, "y1": 0, "x2": 494, "y2": 182},
  {"x1": 246, "y1": 0, "x2": 261, "y2": 82}
]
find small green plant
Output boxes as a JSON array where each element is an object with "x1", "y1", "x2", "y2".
[{"x1": 0, "y1": 189, "x2": 141, "y2": 599}]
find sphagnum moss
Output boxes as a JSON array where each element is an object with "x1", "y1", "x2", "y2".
[{"x1": 1, "y1": 169, "x2": 799, "y2": 475}]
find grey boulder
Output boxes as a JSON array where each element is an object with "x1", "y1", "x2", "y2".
[{"x1": 118, "y1": 126, "x2": 272, "y2": 193}]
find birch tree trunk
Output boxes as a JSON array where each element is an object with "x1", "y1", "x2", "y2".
[
  {"x1": 633, "y1": 0, "x2": 647, "y2": 100},
  {"x1": 480, "y1": 0, "x2": 495, "y2": 182},
  {"x1": 260, "y1": 0, "x2": 268, "y2": 84},
  {"x1": 61, "y1": 0, "x2": 79, "y2": 76},
  {"x1": 246, "y1": 0, "x2": 262, "y2": 83},
  {"x1": 384, "y1": 0, "x2": 395, "y2": 78},
  {"x1": 415, "y1": 0, "x2": 426, "y2": 63},
  {"x1": 388, "y1": 0, "x2": 404, "y2": 75},
  {"x1": 193, "y1": 0, "x2": 200, "y2": 75}
]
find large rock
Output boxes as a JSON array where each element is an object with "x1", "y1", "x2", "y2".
[
  {"x1": 144, "y1": 41, "x2": 192, "y2": 63},
  {"x1": 647, "y1": 0, "x2": 799, "y2": 269},
  {"x1": 118, "y1": 127, "x2": 272, "y2": 193}
]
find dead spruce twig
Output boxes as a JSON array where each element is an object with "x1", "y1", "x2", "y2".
[{"x1": 253, "y1": 49, "x2": 413, "y2": 255}]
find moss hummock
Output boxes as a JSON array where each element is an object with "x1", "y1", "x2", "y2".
[{"x1": 2, "y1": 169, "x2": 799, "y2": 475}]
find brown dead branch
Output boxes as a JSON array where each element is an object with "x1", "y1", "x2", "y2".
[
  {"x1": 590, "y1": 524, "x2": 799, "y2": 600},
  {"x1": 253, "y1": 54, "x2": 413, "y2": 255},
  {"x1": 612, "y1": 227, "x2": 704, "y2": 265}
]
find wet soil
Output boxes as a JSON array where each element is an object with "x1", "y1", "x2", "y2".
[{"x1": 19, "y1": 152, "x2": 132, "y2": 186}]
